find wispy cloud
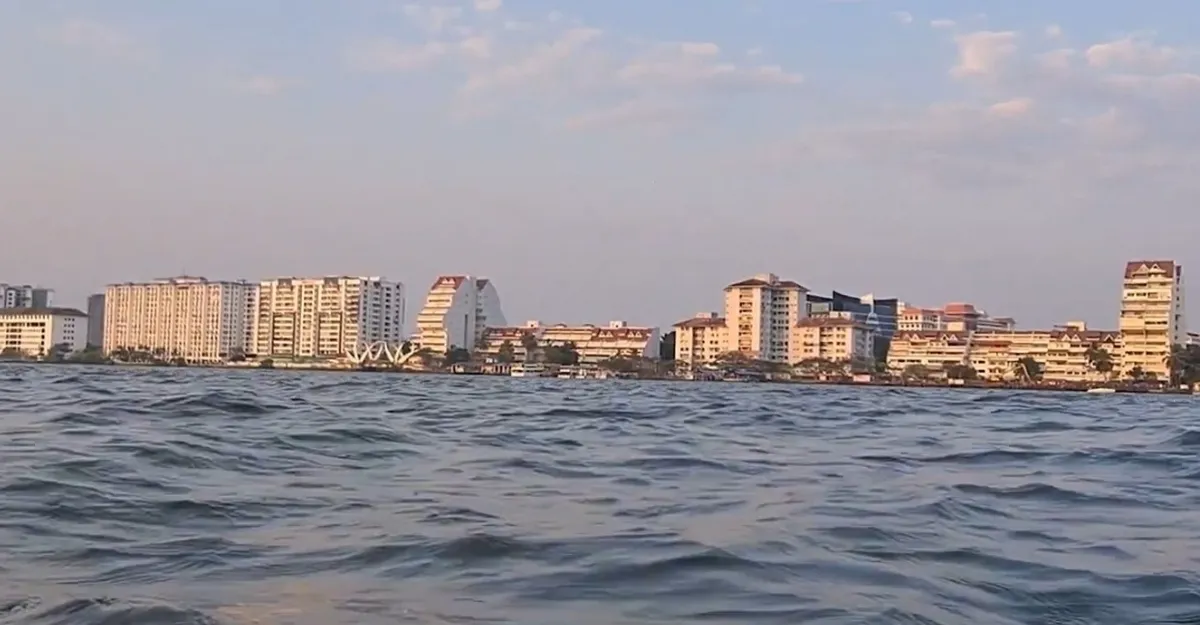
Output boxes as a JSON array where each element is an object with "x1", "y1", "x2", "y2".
[{"x1": 41, "y1": 18, "x2": 149, "y2": 62}]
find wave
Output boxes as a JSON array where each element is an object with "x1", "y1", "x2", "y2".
[{"x1": 1, "y1": 367, "x2": 1198, "y2": 624}]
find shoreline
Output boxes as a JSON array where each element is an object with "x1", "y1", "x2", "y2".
[{"x1": 3, "y1": 359, "x2": 1192, "y2": 395}]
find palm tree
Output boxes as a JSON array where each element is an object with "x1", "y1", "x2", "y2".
[
  {"x1": 496, "y1": 340, "x2": 516, "y2": 364},
  {"x1": 519, "y1": 332, "x2": 540, "y2": 362},
  {"x1": 1013, "y1": 356, "x2": 1043, "y2": 383},
  {"x1": 1165, "y1": 343, "x2": 1200, "y2": 387},
  {"x1": 1085, "y1": 345, "x2": 1115, "y2": 380}
]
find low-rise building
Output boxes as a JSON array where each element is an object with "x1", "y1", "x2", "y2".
[
  {"x1": 968, "y1": 324, "x2": 1120, "y2": 382},
  {"x1": 888, "y1": 322, "x2": 1120, "y2": 382},
  {"x1": 479, "y1": 320, "x2": 659, "y2": 364},
  {"x1": 887, "y1": 331, "x2": 971, "y2": 372},
  {"x1": 672, "y1": 312, "x2": 728, "y2": 369},
  {"x1": 790, "y1": 317, "x2": 874, "y2": 364},
  {"x1": 0, "y1": 307, "x2": 88, "y2": 357}
]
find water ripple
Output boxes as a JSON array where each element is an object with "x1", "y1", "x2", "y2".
[{"x1": 1, "y1": 364, "x2": 1199, "y2": 624}]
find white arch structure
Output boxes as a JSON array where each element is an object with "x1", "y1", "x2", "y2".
[{"x1": 346, "y1": 341, "x2": 421, "y2": 366}]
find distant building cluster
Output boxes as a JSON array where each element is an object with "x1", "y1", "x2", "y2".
[
  {"x1": 672, "y1": 261, "x2": 1186, "y2": 383},
  {"x1": 0, "y1": 273, "x2": 660, "y2": 366},
  {"x1": 0, "y1": 260, "x2": 1189, "y2": 385}
]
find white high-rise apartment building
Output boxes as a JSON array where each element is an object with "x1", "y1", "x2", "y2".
[
  {"x1": 252, "y1": 276, "x2": 405, "y2": 359},
  {"x1": 0, "y1": 307, "x2": 88, "y2": 357},
  {"x1": 103, "y1": 276, "x2": 255, "y2": 364},
  {"x1": 723, "y1": 273, "x2": 808, "y2": 363},
  {"x1": 1119, "y1": 260, "x2": 1186, "y2": 380},
  {"x1": 415, "y1": 275, "x2": 507, "y2": 354},
  {"x1": 0, "y1": 284, "x2": 53, "y2": 308}
]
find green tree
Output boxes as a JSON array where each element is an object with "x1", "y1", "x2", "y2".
[
  {"x1": 1014, "y1": 356, "x2": 1044, "y2": 382},
  {"x1": 1166, "y1": 343, "x2": 1200, "y2": 386},
  {"x1": 944, "y1": 362, "x2": 978, "y2": 380},
  {"x1": 519, "y1": 331, "x2": 540, "y2": 362},
  {"x1": 543, "y1": 342, "x2": 581, "y2": 366},
  {"x1": 445, "y1": 346, "x2": 472, "y2": 365},
  {"x1": 902, "y1": 364, "x2": 933, "y2": 381},
  {"x1": 598, "y1": 355, "x2": 638, "y2": 373},
  {"x1": 45, "y1": 342, "x2": 72, "y2": 362},
  {"x1": 0, "y1": 346, "x2": 25, "y2": 360},
  {"x1": 1127, "y1": 365, "x2": 1146, "y2": 381},
  {"x1": 68, "y1": 345, "x2": 109, "y2": 364},
  {"x1": 496, "y1": 340, "x2": 517, "y2": 364},
  {"x1": 1085, "y1": 345, "x2": 1115, "y2": 379}
]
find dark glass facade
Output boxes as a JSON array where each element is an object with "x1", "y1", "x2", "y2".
[{"x1": 807, "y1": 291, "x2": 899, "y2": 340}]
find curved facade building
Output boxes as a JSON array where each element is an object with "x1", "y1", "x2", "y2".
[{"x1": 415, "y1": 275, "x2": 507, "y2": 353}]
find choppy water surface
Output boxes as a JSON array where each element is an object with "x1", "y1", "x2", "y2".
[{"x1": 1, "y1": 365, "x2": 1198, "y2": 624}]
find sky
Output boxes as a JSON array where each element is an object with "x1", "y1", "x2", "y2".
[{"x1": 1, "y1": 0, "x2": 1198, "y2": 331}]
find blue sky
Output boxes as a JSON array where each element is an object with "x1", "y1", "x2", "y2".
[{"x1": 2, "y1": 1, "x2": 1198, "y2": 330}]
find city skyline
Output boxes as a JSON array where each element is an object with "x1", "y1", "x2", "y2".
[{"x1": 2, "y1": 1, "x2": 1198, "y2": 328}]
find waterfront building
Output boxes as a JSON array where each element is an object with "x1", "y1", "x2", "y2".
[
  {"x1": 968, "y1": 324, "x2": 1120, "y2": 382},
  {"x1": 672, "y1": 312, "x2": 729, "y2": 369},
  {"x1": 887, "y1": 322, "x2": 1120, "y2": 382},
  {"x1": 86, "y1": 293, "x2": 105, "y2": 349},
  {"x1": 886, "y1": 331, "x2": 971, "y2": 372},
  {"x1": 415, "y1": 275, "x2": 506, "y2": 354},
  {"x1": 103, "y1": 276, "x2": 255, "y2": 364},
  {"x1": 0, "y1": 307, "x2": 88, "y2": 357},
  {"x1": 478, "y1": 320, "x2": 659, "y2": 364},
  {"x1": 253, "y1": 276, "x2": 404, "y2": 359},
  {"x1": 723, "y1": 274, "x2": 808, "y2": 362},
  {"x1": 0, "y1": 284, "x2": 53, "y2": 309},
  {"x1": 1118, "y1": 260, "x2": 1186, "y2": 380},
  {"x1": 791, "y1": 317, "x2": 875, "y2": 364}
]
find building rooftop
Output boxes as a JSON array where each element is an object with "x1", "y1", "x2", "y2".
[
  {"x1": 0, "y1": 307, "x2": 87, "y2": 317},
  {"x1": 1124, "y1": 260, "x2": 1178, "y2": 279},
  {"x1": 673, "y1": 315, "x2": 727, "y2": 329}
]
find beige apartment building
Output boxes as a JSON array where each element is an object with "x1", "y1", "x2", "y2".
[
  {"x1": 0, "y1": 307, "x2": 88, "y2": 357},
  {"x1": 969, "y1": 324, "x2": 1120, "y2": 382},
  {"x1": 253, "y1": 276, "x2": 404, "y2": 359},
  {"x1": 791, "y1": 316, "x2": 875, "y2": 364},
  {"x1": 887, "y1": 331, "x2": 971, "y2": 372},
  {"x1": 103, "y1": 277, "x2": 255, "y2": 364},
  {"x1": 672, "y1": 312, "x2": 729, "y2": 369},
  {"x1": 723, "y1": 274, "x2": 808, "y2": 362},
  {"x1": 887, "y1": 323, "x2": 1120, "y2": 382},
  {"x1": 479, "y1": 320, "x2": 659, "y2": 364},
  {"x1": 1119, "y1": 260, "x2": 1185, "y2": 380}
]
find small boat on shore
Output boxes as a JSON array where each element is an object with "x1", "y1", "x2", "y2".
[{"x1": 1086, "y1": 387, "x2": 1117, "y2": 394}]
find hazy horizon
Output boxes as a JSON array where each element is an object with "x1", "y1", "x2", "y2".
[{"x1": 2, "y1": 0, "x2": 1196, "y2": 331}]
